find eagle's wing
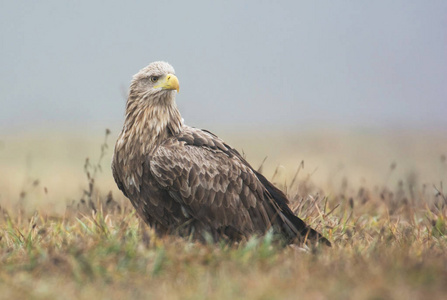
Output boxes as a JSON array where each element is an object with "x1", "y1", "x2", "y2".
[{"x1": 147, "y1": 127, "x2": 280, "y2": 238}]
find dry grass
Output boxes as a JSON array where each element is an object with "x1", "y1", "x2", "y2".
[{"x1": 1, "y1": 129, "x2": 446, "y2": 299}]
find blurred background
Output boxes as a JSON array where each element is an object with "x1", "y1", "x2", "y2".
[{"x1": 0, "y1": 1, "x2": 446, "y2": 212}]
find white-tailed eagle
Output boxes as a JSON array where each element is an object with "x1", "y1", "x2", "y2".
[{"x1": 112, "y1": 61, "x2": 330, "y2": 246}]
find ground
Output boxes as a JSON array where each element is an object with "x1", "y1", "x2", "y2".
[{"x1": 0, "y1": 129, "x2": 446, "y2": 299}]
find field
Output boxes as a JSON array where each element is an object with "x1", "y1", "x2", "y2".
[{"x1": 1, "y1": 129, "x2": 446, "y2": 299}]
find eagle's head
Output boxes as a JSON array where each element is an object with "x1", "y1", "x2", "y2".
[{"x1": 129, "y1": 61, "x2": 180, "y2": 102}]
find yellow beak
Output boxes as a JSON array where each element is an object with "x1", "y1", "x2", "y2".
[{"x1": 154, "y1": 74, "x2": 180, "y2": 93}]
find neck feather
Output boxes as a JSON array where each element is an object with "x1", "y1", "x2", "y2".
[{"x1": 117, "y1": 91, "x2": 182, "y2": 156}]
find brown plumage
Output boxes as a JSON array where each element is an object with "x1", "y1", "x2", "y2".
[{"x1": 112, "y1": 61, "x2": 330, "y2": 246}]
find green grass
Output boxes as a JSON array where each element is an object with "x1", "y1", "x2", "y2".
[
  {"x1": 1, "y1": 130, "x2": 447, "y2": 299},
  {"x1": 1, "y1": 194, "x2": 446, "y2": 300}
]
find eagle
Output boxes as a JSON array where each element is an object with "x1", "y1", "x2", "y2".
[{"x1": 112, "y1": 61, "x2": 330, "y2": 246}]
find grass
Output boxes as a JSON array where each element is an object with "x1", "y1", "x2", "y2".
[{"x1": 1, "y1": 129, "x2": 447, "y2": 299}]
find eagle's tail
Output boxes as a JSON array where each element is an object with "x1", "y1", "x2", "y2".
[
  {"x1": 281, "y1": 209, "x2": 332, "y2": 246},
  {"x1": 254, "y1": 171, "x2": 331, "y2": 247}
]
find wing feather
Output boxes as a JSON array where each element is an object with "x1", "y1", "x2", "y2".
[{"x1": 148, "y1": 129, "x2": 275, "y2": 235}]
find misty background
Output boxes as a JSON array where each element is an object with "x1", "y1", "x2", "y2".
[{"x1": 1, "y1": 1, "x2": 446, "y2": 136}]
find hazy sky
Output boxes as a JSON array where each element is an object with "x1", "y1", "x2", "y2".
[{"x1": 1, "y1": 1, "x2": 446, "y2": 135}]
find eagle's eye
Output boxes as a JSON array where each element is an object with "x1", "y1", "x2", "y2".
[{"x1": 150, "y1": 76, "x2": 159, "y2": 83}]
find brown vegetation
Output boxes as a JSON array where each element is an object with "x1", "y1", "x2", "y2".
[{"x1": 0, "y1": 129, "x2": 446, "y2": 299}]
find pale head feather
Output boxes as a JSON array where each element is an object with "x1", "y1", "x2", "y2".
[{"x1": 129, "y1": 61, "x2": 177, "y2": 100}]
